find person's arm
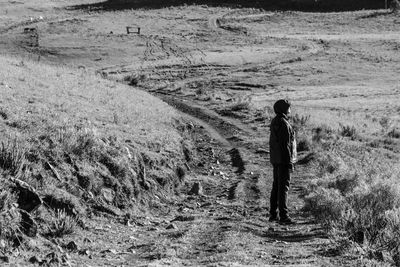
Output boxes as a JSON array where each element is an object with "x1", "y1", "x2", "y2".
[{"x1": 277, "y1": 120, "x2": 291, "y2": 164}]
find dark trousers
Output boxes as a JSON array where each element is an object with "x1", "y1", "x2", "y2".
[{"x1": 270, "y1": 164, "x2": 291, "y2": 219}]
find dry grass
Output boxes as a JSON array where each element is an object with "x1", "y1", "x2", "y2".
[
  {"x1": 0, "y1": 54, "x2": 188, "y2": 236},
  {"x1": 43, "y1": 210, "x2": 77, "y2": 238},
  {"x1": 302, "y1": 123, "x2": 400, "y2": 264},
  {"x1": 0, "y1": 138, "x2": 26, "y2": 176},
  {"x1": 0, "y1": 53, "x2": 183, "y2": 159},
  {"x1": 0, "y1": 186, "x2": 20, "y2": 241}
]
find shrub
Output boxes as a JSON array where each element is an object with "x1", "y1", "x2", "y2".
[
  {"x1": 303, "y1": 187, "x2": 348, "y2": 227},
  {"x1": 0, "y1": 138, "x2": 26, "y2": 176},
  {"x1": 123, "y1": 73, "x2": 146, "y2": 86},
  {"x1": 379, "y1": 117, "x2": 391, "y2": 129},
  {"x1": 312, "y1": 125, "x2": 335, "y2": 143},
  {"x1": 327, "y1": 172, "x2": 361, "y2": 195},
  {"x1": 388, "y1": 128, "x2": 400, "y2": 139},
  {"x1": 43, "y1": 187, "x2": 85, "y2": 217},
  {"x1": 382, "y1": 208, "x2": 400, "y2": 265},
  {"x1": 297, "y1": 135, "x2": 312, "y2": 152},
  {"x1": 195, "y1": 87, "x2": 207, "y2": 96},
  {"x1": 313, "y1": 151, "x2": 346, "y2": 176},
  {"x1": 34, "y1": 124, "x2": 101, "y2": 161},
  {"x1": 291, "y1": 114, "x2": 310, "y2": 133},
  {"x1": 44, "y1": 210, "x2": 77, "y2": 238},
  {"x1": 0, "y1": 189, "x2": 20, "y2": 241},
  {"x1": 58, "y1": 126, "x2": 100, "y2": 159},
  {"x1": 0, "y1": 108, "x2": 7, "y2": 120},
  {"x1": 339, "y1": 124, "x2": 358, "y2": 140},
  {"x1": 345, "y1": 181, "x2": 400, "y2": 245},
  {"x1": 229, "y1": 102, "x2": 250, "y2": 112}
]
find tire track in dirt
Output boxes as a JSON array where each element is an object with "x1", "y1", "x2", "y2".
[{"x1": 155, "y1": 93, "x2": 266, "y2": 209}]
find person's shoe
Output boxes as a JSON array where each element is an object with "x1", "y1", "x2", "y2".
[
  {"x1": 279, "y1": 217, "x2": 295, "y2": 225},
  {"x1": 268, "y1": 215, "x2": 279, "y2": 222}
]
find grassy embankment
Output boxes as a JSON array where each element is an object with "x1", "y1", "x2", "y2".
[
  {"x1": 0, "y1": 54, "x2": 190, "y2": 248},
  {"x1": 293, "y1": 107, "x2": 400, "y2": 264}
]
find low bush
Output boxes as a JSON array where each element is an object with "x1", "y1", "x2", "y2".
[
  {"x1": 44, "y1": 210, "x2": 77, "y2": 238},
  {"x1": 312, "y1": 150, "x2": 346, "y2": 176},
  {"x1": 312, "y1": 125, "x2": 335, "y2": 143},
  {"x1": 388, "y1": 128, "x2": 400, "y2": 139},
  {"x1": 0, "y1": 188, "x2": 20, "y2": 241},
  {"x1": 291, "y1": 113, "x2": 310, "y2": 133},
  {"x1": 229, "y1": 102, "x2": 250, "y2": 112},
  {"x1": 305, "y1": 149, "x2": 400, "y2": 263},
  {"x1": 0, "y1": 138, "x2": 26, "y2": 176},
  {"x1": 339, "y1": 124, "x2": 358, "y2": 140},
  {"x1": 296, "y1": 135, "x2": 312, "y2": 152},
  {"x1": 303, "y1": 187, "x2": 348, "y2": 227},
  {"x1": 123, "y1": 73, "x2": 146, "y2": 86}
]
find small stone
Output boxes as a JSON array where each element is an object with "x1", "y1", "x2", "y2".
[
  {"x1": 166, "y1": 223, "x2": 178, "y2": 230},
  {"x1": 171, "y1": 215, "x2": 195, "y2": 222},
  {"x1": 25, "y1": 238, "x2": 38, "y2": 249},
  {"x1": 46, "y1": 252, "x2": 57, "y2": 259},
  {"x1": 66, "y1": 241, "x2": 78, "y2": 251},
  {"x1": 28, "y1": 256, "x2": 40, "y2": 264},
  {"x1": 83, "y1": 238, "x2": 92, "y2": 243},
  {"x1": 128, "y1": 248, "x2": 136, "y2": 254},
  {"x1": 255, "y1": 148, "x2": 269, "y2": 154},
  {"x1": 56, "y1": 245, "x2": 64, "y2": 253},
  {"x1": 78, "y1": 249, "x2": 91, "y2": 256},
  {"x1": 101, "y1": 188, "x2": 114, "y2": 203},
  {"x1": 0, "y1": 256, "x2": 9, "y2": 263},
  {"x1": 189, "y1": 182, "x2": 203, "y2": 196},
  {"x1": 102, "y1": 249, "x2": 117, "y2": 254}
]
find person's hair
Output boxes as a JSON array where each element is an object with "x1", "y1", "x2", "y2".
[{"x1": 273, "y1": 99, "x2": 291, "y2": 115}]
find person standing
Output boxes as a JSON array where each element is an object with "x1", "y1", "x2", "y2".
[{"x1": 269, "y1": 99, "x2": 297, "y2": 224}]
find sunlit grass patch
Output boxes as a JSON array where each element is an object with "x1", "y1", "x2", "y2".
[{"x1": 0, "y1": 54, "x2": 189, "y2": 228}]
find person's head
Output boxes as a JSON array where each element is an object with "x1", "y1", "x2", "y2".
[{"x1": 273, "y1": 99, "x2": 291, "y2": 115}]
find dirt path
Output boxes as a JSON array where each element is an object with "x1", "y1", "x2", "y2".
[
  {"x1": 77, "y1": 10, "x2": 366, "y2": 267},
  {"x1": 64, "y1": 90, "x2": 343, "y2": 266}
]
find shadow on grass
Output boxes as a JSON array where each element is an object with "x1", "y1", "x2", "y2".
[
  {"x1": 68, "y1": 0, "x2": 383, "y2": 12},
  {"x1": 357, "y1": 10, "x2": 394, "y2": 19},
  {"x1": 67, "y1": 0, "x2": 275, "y2": 11}
]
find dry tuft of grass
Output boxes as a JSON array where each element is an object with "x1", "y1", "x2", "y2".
[
  {"x1": 0, "y1": 138, "x2": 26, "y2": 176},
  {"x1": 339, "y1": 124, "x2": 358, "y2": 140},
  {"x1": 388, "y1": 128, "x2": 400, "y2": 139},
  {"x1": 43, "y1": 210, "x2": 77, "y2": 238},
  {"x1": 0, "y1": 187, "x2": 20, "y2": 242}
]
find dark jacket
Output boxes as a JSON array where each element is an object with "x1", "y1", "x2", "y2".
[{"x1": 269, "y1": 113, "x2": 297, "y2": 165}]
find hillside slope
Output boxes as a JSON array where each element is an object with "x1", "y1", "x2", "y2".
[{"x1": 0, "y1": 54, "x2": 191, "y2": 263}]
